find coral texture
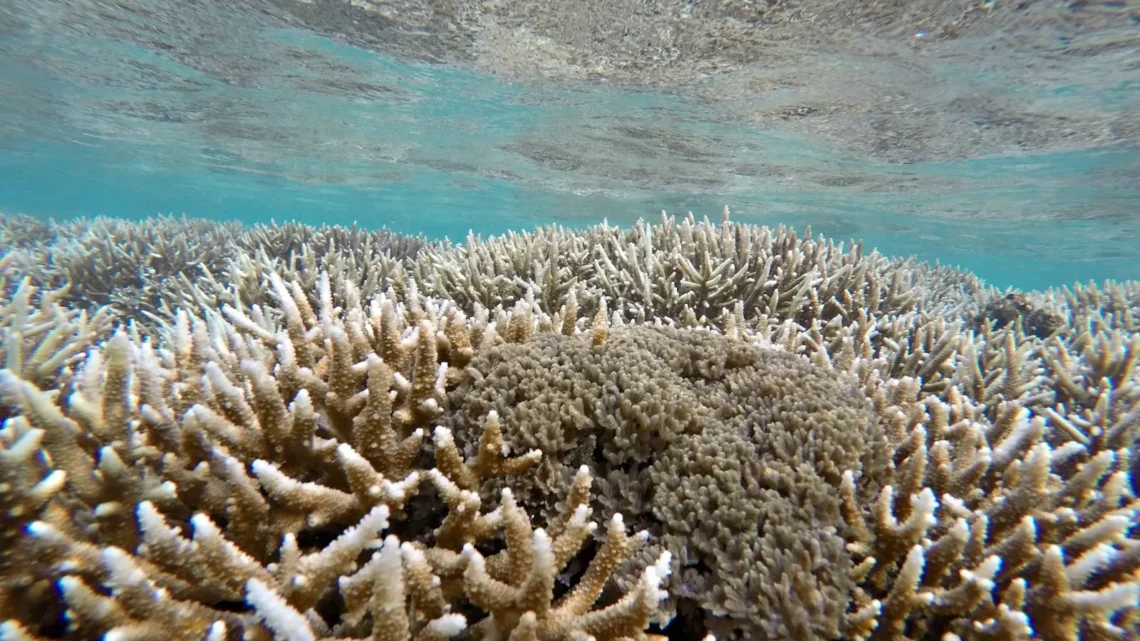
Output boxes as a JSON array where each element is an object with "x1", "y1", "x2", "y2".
[
  {"x1": 445, "y1": 325, "x2": 888, "y2": 641},
  {"x1": 0, "y1": 209, "x2": 1137, "y2": 641},
  {"x1": 0, "y1": 269, "x2": 672, "y2": 641}
]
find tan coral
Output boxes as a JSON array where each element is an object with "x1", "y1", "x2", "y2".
[
  {"x1": 0, "y1": 267, "x2": 674, "y2": 641},
  {"x1": 3, "y1": 211, "x2": 1139, "y2": 641}
]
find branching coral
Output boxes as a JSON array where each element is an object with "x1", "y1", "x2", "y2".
[
  {"x1": 0, "y1": 269, "x2": 673, "y2": 641},
  {"x1": 1, "y1": 211, "x2": 1137, "y2": 641},
  {"x1": 0, "y1": 266, "x2": 114, "y2": 392},
  {"x1": 0, "y1": 213, "x2": 431, "y2": 323},
  {"x1": 839, "y1": 382, "x2": 1139, "y2": 641},
  {"x1": 409, "y1": 209, "x2": 988, "y2": 330}
]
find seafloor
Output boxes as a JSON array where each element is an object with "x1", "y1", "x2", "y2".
[{"x1": 1, "y1": 211, "x2": 1137, "y2": 641}]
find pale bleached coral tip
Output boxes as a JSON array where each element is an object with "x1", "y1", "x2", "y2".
[
  {"x1": 190, "y1": 513, "x2": 214, "y2": 530},
  {"x1": 401, "y1": 542, "x2": 426, "y2": 564},
  {"x1": 570, "y1": 504, "x2": 590, "y2": 525},
  {"x1": 205, "y1": 621, "x2": 226, "y2": 641},
  {"x1": 532, "y1": 528, "x2": 552, "y2": 553},
  {"x1": 426, "y1": 614, "x2": 467, "y2": 638},
  {"x1": 486, "y1": 410, "x2": 499, "y2": 421}
]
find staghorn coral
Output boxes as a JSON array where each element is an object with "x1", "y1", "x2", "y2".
[
  {"x1": 0, "y1": 213, "x2": 432, "y2": 323},
  {"x1": 1, "y1": 214, "x2": 245, "y2": 319},
  {"x1": 0, "y1": 214, "x2": 54, "y2": 250},
  {"x1": 838, "y1": 378, "x2": 1140, "y2": 641},
  {"x1": 0, "y1": 269, "x2": 673, "y2": 641},
  {"x1": 0, "y1": 211, "x2": 1137, "y2": 641},
  {"x1": 4, "y1": 208, "x2": 989, "y2": 340},
  {"x1": 1025, "y1": 280, "x2": 1140, "y2": 345},
  {"x1": 0, "y1": 261, "x2": 115, "y2": 393},
  {"x1": 409, "y1": 208, "x2": 989, "y2": 330}
]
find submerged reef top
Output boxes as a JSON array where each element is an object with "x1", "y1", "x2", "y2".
[{"x1": 0, "y1": 209, "x2": 1138, "y2": 641}]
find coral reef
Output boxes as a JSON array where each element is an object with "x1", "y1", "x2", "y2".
[
  {"x1": 973, "y1": 293, "x2": 1066, "y2": 340},
  {"x1": 0, "y1": 270, "x2": 672, "y2": 641},
  {"x1": 0, "y1": 260, "x2": 115, "y2": 393},
  {"x1": 1, "y1": 210, "x2": 1137, "y2": 641},
  {"x1": 0, "y1": 213, "x2": 432, "y2": 320},
  {"x1": 444, "y1": 325, "x2": 888, "y2": 641}
]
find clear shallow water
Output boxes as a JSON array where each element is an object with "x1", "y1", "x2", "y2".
[{"x1": 1, "y1": 1, "x2": 1138, "y2": 291}]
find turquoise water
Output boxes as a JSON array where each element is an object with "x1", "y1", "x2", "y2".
[{"x1": 2, "y1": 4, "x2": 1138, "y2": 291}]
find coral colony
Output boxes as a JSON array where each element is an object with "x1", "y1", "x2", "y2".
[{"x1": 0, "y1": 208, "x2": 1137, "y2": 641}]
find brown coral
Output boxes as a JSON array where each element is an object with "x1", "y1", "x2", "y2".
[
  {"x1": 1, "y1": 210, "x2": 1137, "y2": 641},
  {"x1": 0, "y1": 269, "x2": 673, "y2": 641},
  {"x1": 445, "y1": 324, "x2": 890, "y2": 641}
]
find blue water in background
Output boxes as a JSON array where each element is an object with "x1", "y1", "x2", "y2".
[{"x1": 2, "y1": 11, "x2": 1138, "y2": 292}]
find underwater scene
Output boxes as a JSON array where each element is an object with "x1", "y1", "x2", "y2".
[{"x1": 0, "y1": 1, "x2": 1138, "y2": 640}]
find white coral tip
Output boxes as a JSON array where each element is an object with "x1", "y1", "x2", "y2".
[
  {"x1": 400, "y1": 542, "x2": 426, "y2": 564},
  {"x1": 426, "y1": 614, "x2": 467, "y2": 638},
  {"x1": 654, "y1": 551, "x2": 673, "y2": 579},
  {"x1": 569, "y1": 504, "x2": 590, "y2": 527},
  {"x1": 433, "y1": 426, "x2": 454, "y2": 446},
  {"x1": 204, "y1": 621, "x2": 227, "y2": 641}
]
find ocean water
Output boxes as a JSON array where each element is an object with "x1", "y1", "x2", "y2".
[
  {"x1": 1, "y1": 0, "x2": 1138, "y2": 290},
  {"x1": 3, "y1": 5, "x2": 1140, "y2": 641}
]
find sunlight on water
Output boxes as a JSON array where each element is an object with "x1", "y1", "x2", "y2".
[
  {"x1": 1, "y1": 1, "x2": 1138, "y2": 289},
  {"x1": 2, "y1": 5, "x2": 1140, "y2": 641}
]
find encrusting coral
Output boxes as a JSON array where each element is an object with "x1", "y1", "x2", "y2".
[
  {"x1": 1, "y1": 209, "x2": 1138, "y2": 641},
  {"x1": 443, "y1": 324, "x2": 890, "y2": 641}
]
